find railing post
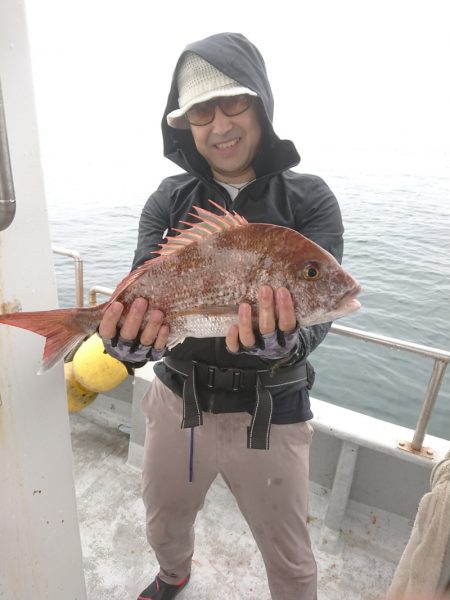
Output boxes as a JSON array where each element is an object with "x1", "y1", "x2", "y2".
[
  {"x1": 52, "y1": 246, "x2": 84, "y2": 307},
  {"x1": 320, "y1": 441, "x2": 359, "y2": 554},
  {"x1": 411, "y1": 359, "x2": 448, "y2": 451},
  {"x1": 89, "y1": 285, "x2": 113, "y2": 306}
]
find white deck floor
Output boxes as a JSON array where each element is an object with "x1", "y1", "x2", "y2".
[{"x1": 70, "y1": 410, "x2": 410, "y2": 600}]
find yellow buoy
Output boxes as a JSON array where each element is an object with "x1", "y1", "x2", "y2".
[
  {"x1": 72, "y1": 333, "x2": 128, "y2": 393},
  {"x1": 65, "y1": 361, "x2": 98, "y2": 412}
]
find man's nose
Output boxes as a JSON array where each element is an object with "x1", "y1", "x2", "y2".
[{"x1": 211, "y1": 106, "x2": 233, "y2": 135}]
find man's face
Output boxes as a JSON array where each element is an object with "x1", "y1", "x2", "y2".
[{"x1": 189, "y1": 97, "x2": 262, "y2": 184}]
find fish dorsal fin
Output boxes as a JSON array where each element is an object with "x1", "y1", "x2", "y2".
[
  {"x1": 156, "y1": 199, "x2": 248, "y2": 257},
  {"x1": 108, "y1": 200, "x2": 248, "y2": 302}
]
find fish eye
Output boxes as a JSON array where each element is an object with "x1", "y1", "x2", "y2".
[{"x1": 302, "y1": 261, "x2": 321, "y2": 281}]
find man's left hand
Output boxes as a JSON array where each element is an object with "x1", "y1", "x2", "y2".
[{"x1": 225, "y1": 286, "x2": 299, "y2": 359}]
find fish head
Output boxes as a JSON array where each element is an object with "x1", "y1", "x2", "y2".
[{"x1": 275, "y1": 228, "x2": 362, "y2": 326}]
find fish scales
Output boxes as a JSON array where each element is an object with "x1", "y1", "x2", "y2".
[{"x1": 119, "y1": 224, "x2": 298, "y2": 343}]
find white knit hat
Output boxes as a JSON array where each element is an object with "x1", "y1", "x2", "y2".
[{"x1": 167, "y1": 52, "x2": 257, "y2": 129}]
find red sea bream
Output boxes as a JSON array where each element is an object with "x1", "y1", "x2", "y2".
[{"x1": 0, "y1": 201, "x2": 361, "y2": 371}]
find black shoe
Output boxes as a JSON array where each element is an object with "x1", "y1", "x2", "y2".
[{"x1": 137, "y1": 574, "x2": 190, "y2": 600}]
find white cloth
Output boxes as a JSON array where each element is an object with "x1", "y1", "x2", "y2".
[
  {"x1": 166, "y1": 53, "x2": 257, "y2": 129},
  {"x1": 386, "y1": 451, "x2": 450, "y2": 600},
  {"x1": 215, "y1": 179, "x2": 252, "y2": 202}
]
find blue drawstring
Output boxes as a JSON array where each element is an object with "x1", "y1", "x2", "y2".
[{"x1": 189, "y1": 427, "x2": 194, "y2": 482}]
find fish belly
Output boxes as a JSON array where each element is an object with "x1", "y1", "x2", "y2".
[{"x1": 167, "y1": 311, "x2": 239, "y2": 348}]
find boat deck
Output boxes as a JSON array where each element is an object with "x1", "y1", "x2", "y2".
[{"x1": 71, "y1": 408, "x2": 410, "y2": 600}]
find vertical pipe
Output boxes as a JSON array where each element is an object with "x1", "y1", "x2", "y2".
[
  {"x1": 411, "y1": 360, "x2": 448, "y2": 451},
  {"x1": 52, "y1": 247, "x2": 85, "y2": 307},
  {"x1": 0, "y1": 78, "x2": 16, "y2": 231},
  {"x1": 75, "y1": 255, "x2": 84, "y2": 307}
]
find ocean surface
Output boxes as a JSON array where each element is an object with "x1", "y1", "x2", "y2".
[{"x1": 46, "y1": 149, "x2": 450, "y2": 441}]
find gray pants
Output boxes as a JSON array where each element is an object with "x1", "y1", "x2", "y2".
[{"x1": 141, "y1": 377, "x2": 317, "y2": 600}]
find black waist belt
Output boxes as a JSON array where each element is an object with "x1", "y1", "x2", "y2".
[{"x1": 163, "y1": 356, "x2": 312, "y2": 450}]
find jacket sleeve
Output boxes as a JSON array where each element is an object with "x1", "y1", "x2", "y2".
[
  {"x1": 132, "y1": 186, "x2": 172, "y2": 271},
  {"x1": 294, "y1": 175, "x2": 345, "y2": 358}
]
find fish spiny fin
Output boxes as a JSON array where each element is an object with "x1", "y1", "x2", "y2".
[
  {"x1": 155, "y1": 199, "x2": 248, "y2": 257},
  {"x1": 108, "y1": 253, "x2": 171, "y2": 301},
  {"x1": 109, "y1": 200, "x2": 249, "y2": 295}
]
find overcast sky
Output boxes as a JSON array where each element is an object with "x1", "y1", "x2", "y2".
[{"x1": 23, "y1": 0, "x2": 450, "y2": 203}]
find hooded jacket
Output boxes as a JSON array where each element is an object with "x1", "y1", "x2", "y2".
[{"x1": 133, "y1": 33, "x2": 344, "y2": 424}]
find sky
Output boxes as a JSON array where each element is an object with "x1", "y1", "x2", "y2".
[{"x1": 22, "y1": 0, "x2": 450, "y2": 206}]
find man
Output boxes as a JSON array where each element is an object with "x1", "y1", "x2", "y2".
[{"x1": 100, "y1": 32, "x2": 344, "y2": 600}]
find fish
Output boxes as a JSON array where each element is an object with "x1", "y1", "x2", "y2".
[{"x1": 0, "y1": 200, "x2": 361, "y2": 371}]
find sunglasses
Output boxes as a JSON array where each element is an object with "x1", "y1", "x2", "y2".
[{"x1": 185, "y1": 94, "x2": 253, "y2": 126}]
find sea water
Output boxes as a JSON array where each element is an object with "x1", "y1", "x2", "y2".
[{"x1": 47, "y1": 148, "x2": 450, "y2": 440}]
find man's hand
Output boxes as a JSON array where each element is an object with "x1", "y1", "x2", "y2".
[
  {"x1": 99, "y1": 298, "x2": 169, "y2": 363},
  {"x1": 225, "y1": 286, "x2": 300, "y2": 360}
]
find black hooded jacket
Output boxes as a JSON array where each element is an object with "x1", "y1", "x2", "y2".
[{"x1": 133, "y1": 33, "x2": 344, "y2": 423}]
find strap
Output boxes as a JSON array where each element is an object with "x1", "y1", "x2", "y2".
[
  {"x1": 246, "y1": 366, "x2": 308, "y2": 450},
  {"x1": 258, "y1": 364, "x2": 307, "y2": 388},
  {"x1": 181, "y1": 362, "x2": 203, "y2": 429},
  {"x1": 247, "y1": 377, "x2": 273, "y2": 450}
]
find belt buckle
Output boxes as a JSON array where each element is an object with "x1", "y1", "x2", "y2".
[
  {"x1": 207, "y1": 366, "x2": 215, "y2": 389},
  {"x1": 232, "y1": 369, "x2": 242, "y2": 391}
]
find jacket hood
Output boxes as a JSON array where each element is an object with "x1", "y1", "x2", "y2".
[{"x1": 161, "y1": 32, "x2": 300, "y2": 181}]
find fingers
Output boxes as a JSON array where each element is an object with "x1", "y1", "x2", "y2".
[
  {"x1": 152, "y1": 324, "x2": 170, "y2": 350},
  {"x1": 229, "y1": 287, "x2": 276, "y2": 351},
  {"x1": 117, "y1": 298, "x2": 148, "y2": 341},
  {"x1": 257, "y1": 286, "x2": 295, "y2": 334},
  {"x1": 259, "y1": 286, "x2": 295, "y2": 333},
  {"x1": 226, "y1": 286, "x2": 296, "y2": 352},
  {"x1": 225, "y1": 323, "x2": 240, "y2": 353},
  {"x1": 99, "y1": 298, "x2": 168, "y2": 348},
  {"x1": 225, "y1": 304, "x2": 256, "y2": 352},
  {"x1": 258, "y1": 286, "x2": 276, "y2": 334},
  {"x1": 276, "y1": 287, "x2": 297, "y2": 332},
  {"x1": 236, "y1": 303, "x2": 256, "y2": 348},
  {"x1": 99, "y1": 301, "x2": 124, "y2": 339},
  {"x1": 140, "y1": 309, "x2": 169, "y2": 349}
]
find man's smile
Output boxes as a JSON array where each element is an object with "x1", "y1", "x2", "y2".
[{"x1": 213, "y1": 137, "x2": 241, "y2": 151}]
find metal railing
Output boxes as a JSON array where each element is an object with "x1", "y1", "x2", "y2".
[
  {"x1": 329, "y1": 324, "x2": 450, "y2": 454},
  {"x1": 52, "y1": 246, "x2": 84, "y2": 307},
  {"x1": 53, "y1": 246, "x2": 450, "y2": 456},
  {"x1": 88, "y1": 285, "x2": 114, "y2": 307}
]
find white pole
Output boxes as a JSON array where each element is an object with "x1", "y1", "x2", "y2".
[{"x1": 0, "y1": 1, "x2": 87, "y2": 598}]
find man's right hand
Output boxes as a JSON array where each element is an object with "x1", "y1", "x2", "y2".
[{"x1": 99, "y1": 298, "x2": 169, "y2": 363}]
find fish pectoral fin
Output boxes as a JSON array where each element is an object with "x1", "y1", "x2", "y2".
[{"x1": 167, "y1": 335, "x2": 186, "y2": 350}]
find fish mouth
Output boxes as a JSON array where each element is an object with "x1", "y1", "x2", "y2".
[
  {"x1": 299, "y1": 283, "x2": 363, "y2": 327},
  {"x1": 334, "y1": 283, "x2": 363, "y2": 314}
]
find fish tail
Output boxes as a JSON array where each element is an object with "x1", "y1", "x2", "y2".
[{"x1": 0, "y1": 304, "x2": 107, "y2": 372}]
